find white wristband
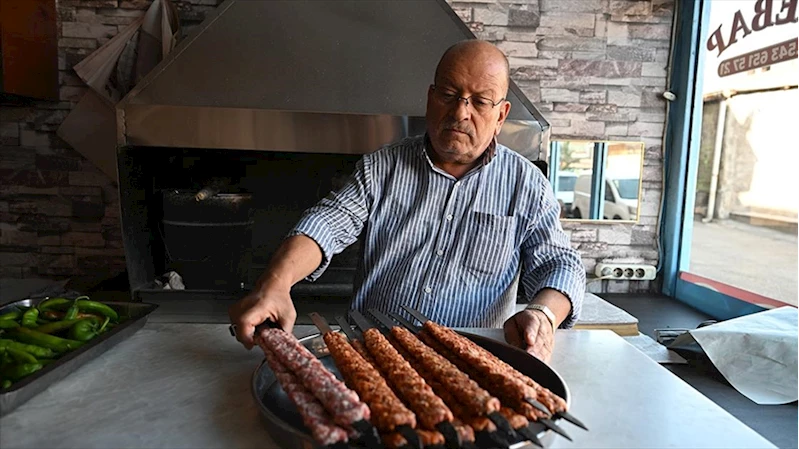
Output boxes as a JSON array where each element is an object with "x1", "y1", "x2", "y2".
[{"x1": 525, "y1": 303, "x2": 557, "y2": 333}]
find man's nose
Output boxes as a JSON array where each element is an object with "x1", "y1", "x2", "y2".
[{"x1": 451, "y1": 97, "x2": 471, "y2": 120}]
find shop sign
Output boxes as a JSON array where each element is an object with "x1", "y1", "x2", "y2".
[{"x1": 718, "y1": 38, "x2": 798, "y2": 77}]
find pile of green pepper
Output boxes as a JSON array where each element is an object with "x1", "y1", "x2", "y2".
[{"x1": 0, "y1": 296, "x2": 122, "y2": 390}]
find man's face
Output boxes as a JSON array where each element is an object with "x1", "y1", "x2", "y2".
[{"x1": 425, "y1": 55, "x2": 511, "y2": 166}]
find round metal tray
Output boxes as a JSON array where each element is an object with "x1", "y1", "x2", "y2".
[{"x1": 251, "y1": 330, "x2": 570, "y2": 448}]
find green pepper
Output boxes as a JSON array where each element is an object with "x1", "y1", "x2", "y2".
[
  {"x1": 6, "y1": 347, "x2": 37, "y2": 364},
  {"x1": 63, "y1": 300, "x2": 80, "y2": 321},
  {"x1": 0, "y1": 339, "x2": 55, "y2": 359},
  {"x1": 0, "y1": 310, "x2": 21, "y2": 321},
  {"x1": 0, "y1": 320, "x2": 19, "y2": 330},
  {"x1": 7, "y1": 328, "x2": 84, "y2": 353},
  {"x1": 36, "y1": 297, "x2": 72, "y2": 312},
  {"x1": 0, "y1": 363, "x2": 43, "y2": 381},
  {"x1": 34, "y1": 319, "x2": 82, "y2": 335},
  {"x1": 1, "y1": 379, "x2": 11, "y2": 389},
  {"x1": 75, "y1": 300, "x2": 118, "y2": 322},
  {"x1": 69, "y1": 317, "x2": 110, "y2": 342},
  {"x1": 21, "y1": 308, "x2": 39, "y2": 328}
]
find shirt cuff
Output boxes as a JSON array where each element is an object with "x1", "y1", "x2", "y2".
[
  {"x1": 535, "y1": 269, "x2": 586, "y2": 329},
  {"x1": 287, "y1": 214, "x2": 338, "y2": 282}
]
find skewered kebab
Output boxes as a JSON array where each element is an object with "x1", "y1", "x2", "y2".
[
  {"x1": 310, "y1": 313, "x2": 417, "y2": 434},
  {"x1": 385, "y1": 311, "x2": 545, "y2": 449},
  {"x1": 401, "y1": 307, "x2": 584, "y2": 439},
  {"x1": 335, "y1": 315, "x2": 376, "y2": 364},
  {"x1": 350, "y1": 310, "x2": 464, "y2": 449},
  {"x1": 257, "y1": 326, "x2": 381, "y2": 445},
  {"x1": 261, "y1": 344, "x2": 349, "y2": 448}
]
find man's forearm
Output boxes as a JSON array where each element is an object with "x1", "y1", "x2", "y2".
[
  {"x1": 255, "y1": 235, "x2": 323, "y2": 291},
  {"x1": 528, "y1": 288, "x2": 573, "y2": 328}
]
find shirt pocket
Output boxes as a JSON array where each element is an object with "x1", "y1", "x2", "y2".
[{"x1": 463, "y1": 212, "x2": 517, "y2": 276}]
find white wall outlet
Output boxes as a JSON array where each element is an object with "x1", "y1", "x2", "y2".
[{"x1": 595, "y1": 263, "x2": 657, "y2": 281}]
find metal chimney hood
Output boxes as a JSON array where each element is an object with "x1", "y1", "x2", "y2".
[{"x1": 117, "y1": 0, "x2": 549, "y2": 158}]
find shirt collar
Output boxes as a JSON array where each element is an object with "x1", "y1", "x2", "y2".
[{"x1": 422, "y1": 133, "x2": 498, "y2": 169}]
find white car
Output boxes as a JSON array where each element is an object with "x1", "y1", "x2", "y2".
[
  {"x1": 555, "y1": 172, "x2": 578, "y2": 214},
  {"x1": 571, "y1": 174, "x2": 639, "y2": 220}
]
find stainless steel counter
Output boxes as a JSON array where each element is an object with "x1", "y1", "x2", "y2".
[{"x1": 0, "y1": 324, "x2": 776, "y2": 449}]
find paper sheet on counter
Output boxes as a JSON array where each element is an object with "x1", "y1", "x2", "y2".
[{"x1": 689, "y1": 306, "x2": 797, "y2": 405}]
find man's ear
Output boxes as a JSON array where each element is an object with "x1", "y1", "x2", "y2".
[{"x1": 495, "y1": 100, "x2": 512, "y2": 136}]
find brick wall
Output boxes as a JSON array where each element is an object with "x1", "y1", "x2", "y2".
[
  {"x1": 0, "y1": 0, "x2": 222, "y2": 281},
  {"x1": 447, "y1": 0, "x2": 673, "y2": 293},
  {"x1": 1, "y1": 0, "x2": 674, "y2": 294}
]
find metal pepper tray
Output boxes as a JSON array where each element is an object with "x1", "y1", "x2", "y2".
[
  {"x1": 0, "y1": 297, "x2": 158, "y2": 416},
  {"x1": 251, "y1": 330, "x2": 570, "y2": 449}
]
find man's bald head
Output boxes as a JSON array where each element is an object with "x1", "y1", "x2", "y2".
[{"x1": 434, "y1": 40, "x2": 510, "y2": 97}]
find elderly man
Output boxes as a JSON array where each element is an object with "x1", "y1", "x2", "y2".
[{"x1": 229, "y1": 40, "x2": 585, "y2": 361}]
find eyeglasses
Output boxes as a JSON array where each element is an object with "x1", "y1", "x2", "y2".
[{"x1": 430, "y1": 85, "x2": 505, "y2": 114}]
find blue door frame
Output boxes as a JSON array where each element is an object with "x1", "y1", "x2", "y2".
[{"x1": 660, "y1": 0, "x2": 769, "y2": 320}]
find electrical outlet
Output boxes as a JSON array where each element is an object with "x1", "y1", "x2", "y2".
[{"x1": 595, "y1": 263, "x2": 656, "y2": 281}]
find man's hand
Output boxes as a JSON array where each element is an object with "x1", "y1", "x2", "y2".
[
  {"x1": 228, "y1": 285, "x2": 297, "y2": 350},
  {"x1": 503, "y1": 309, "x2": 554, "y2": 363}
]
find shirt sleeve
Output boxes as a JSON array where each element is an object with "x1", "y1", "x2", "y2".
[
  {"x1": 288, "y1": 155, "x2": 372, "y2": 281},
  {"x1": 519, "y1": 174, "x2": 586, "y2": 329}
]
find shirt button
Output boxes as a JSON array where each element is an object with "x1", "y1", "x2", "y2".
[
  {"x1": 424, "y1": 287, "x2": 432, "y2": 294},
  {"x1": 446, "y1": 214, "x2": 453, "y2": 221},
  {"x1": 436, "y1": 250, "x2": 443, "y2": 256}
]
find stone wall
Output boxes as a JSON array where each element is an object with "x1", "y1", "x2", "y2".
[
  {"x1": 448, "y1": 0, "x2": 673, "y2": 293},
  {"x1": 1, "y1": 0, "x2": 674, "y2": 294},
  {"x1": 0, "y1": 0, "x2": 222, "y2": 281}
]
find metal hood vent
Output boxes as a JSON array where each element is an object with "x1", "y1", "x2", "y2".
[{"x1": 118, "y1": 0, "x2": 549, "y2": 157}]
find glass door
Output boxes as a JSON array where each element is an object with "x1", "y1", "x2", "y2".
[{"x1": 663, "y1": 0, "x2": 798, "y2": 318}]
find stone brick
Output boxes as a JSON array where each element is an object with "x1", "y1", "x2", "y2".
[
  {"x1": 605, "y1": 123, "x2": 629, "y2": 135},
  {"x1": 539, "y1": 50, "x2": 606, "y2": 60},
  {"x1": 58, "y1": 37, "x2": 98, "y2": 49},
  {"x1": 538, "y1": 12, "x2": 595, "y2": 31},
  {"x1": 538, "y1": 37, "x2": 605, "y2": 52},
  {"x1": 60, "y1": 86, "x2": 87, "y2": 102},
  {"x1": 71, "y1": 222, "x2": 103, "y2": 232},
  {"x1": 475, "y1": 26, "x2": 505, "y2": 41},
  {"x1": 60, "y1": 0, "x2": 118, "y2": 6},
  {"x1": 541, "y1": 88, "x2": 579, "y2": 103},
  {"x1": 606, "y1": 21, "x2": 629, "y2": 45},
  {"x1": 540, "y1": 0, "x2": 602, "y2": 13},
  {"x1": 38, "y1": 235, "x2": 61, "y2": 246},
  {"x1": 0, "y1": 186, "x2": 60, "y2": 196},
  {"x1": 60, "y1": 186, "x2": 103, "y2": 196},
  {"x1": 547, "y1": 118, "x2": 570, "y2": 127},
  {"x1": 509, "y1": 5, "x2": 539, "y2": 27},
  {"x1": 41, "y1": 246, "x2": 74, "y2": 254},
  {"x1": 0, "y1": 170, "x2": 69, "y2": 188},
  {"x1": 0, "y1": 147, "x2": 33, "y2": 170},
  {"x1": 62, "y1": 231, "x2": 105, "y2": 247},
  {"x1": 0, "y1": 252, "x2": 36, "y2": 266},
  {"x1": 511, "y1": 62, "x2": 558, "y2": 80},
  {"x1": 606, "y1": 279, "x2": 630, "y2": 293},
  {"x1": 97, "y1": 7, "x2": 143, "y2": 16},
  {"x1": 555, "y1": 119, "x2": 605, "y2": 138},
  {"x1": 628, "y1": 121, "x2": 663, "y2": 137},
  {"x1": 582, "y1": 258, "x2": 597, "y2": 275},
  {"x1": 540, "y1": 77, "x2": 589, "y2": 89},
  {"x1": 20, "y1": 129, "x2": 51, "y2": 148},
  {"x1": 607, "y1": 45, "x2": 656, "y2": 62},
  {"x1": 599, "y1": 225, "x2": 633, "y2": 244},
  {"x1": 0, "y1": 230, "x2": 38, "y2": 247},
  {"x1": 610, "y1": 1, "x2": 652, "y2": 16},
  {"x1": 637, "y1": 109, "x2": 665, "y2": 123},
  {"x1": 553, "y1": 103, "x2": 589, "y2": 113},
  {"x1": 652, "y1": 0, "x2": 674, "y2": 16},
  {"x1": 497, "y1": 41, "x2": 537, "y2": 58},
  {"x1": 12, "y1": 201, "x2": 72, "y2": 216},
  {"x1": 608, "y1": 88, "x2": 641, "y2": 107},
  {"x1": 0, "y1": 202, "x2": 7, "y2": 213},
  {"x1": 558, "y1": 60, "x2": 641, "y2": 77},
  {"x1": 119, "y1": 0, "x2": 152, "y2": 9},
  {"x1": 62, "y1": 22, "x2": 118, "y2": 39},
  {"x1": 579, "y1": 90, "x2": 607, "y2": 104},
  {"x1": 452, "y1": 7, "x2": 472, "y2": 23},
  {"x1": 570, "y1": 228, "x2": 598, "y2": 242},
  {"x1": 629, "y1": 24, "x2": 671, "y2": 40},
  {"x1": 516, "y1": 82, "x2": 541, "y2": 102},
  {"x1": 69, "y1": 171, "x2": 112, "y2": 187},
  {"x1": 64, "y1": 48, "x2": 93, "y2": 70},
  {"x1": 473, "y1": 4, "x2": 509, "y2": 26},
  {"x1": 641, "y1": 87, "x2": 664, "y2": 108},
  {"x1": 75, "y1": 246, "x2": 125, "y2": 257},
  {"x1": 639, "y1": 189, "x2": 660, "y2": 217},
  {"x1": 641, "y1": 62, "x2": 667, "y2": 77}
]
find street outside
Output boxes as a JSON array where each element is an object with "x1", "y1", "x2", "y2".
[{"x1": 689, "y1": 219, "x2": 798, "y2": 306}]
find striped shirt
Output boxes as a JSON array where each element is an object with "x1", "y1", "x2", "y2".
[{"x1": 290, "y1": 134, "x2": 585, "y2": 328}]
